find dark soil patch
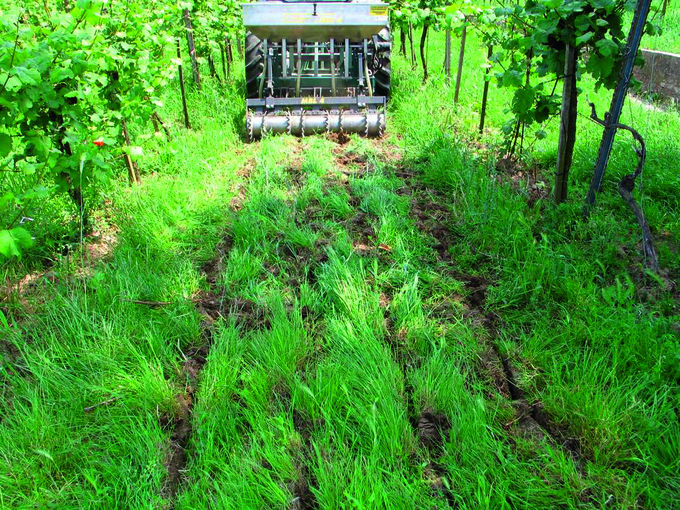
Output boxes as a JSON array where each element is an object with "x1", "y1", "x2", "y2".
[
  {"x1": 345, "y1": 212, "x2": 375, "y2": 248},
  {"x1": 227, "y1": 297, "x2": 271, "y2": 331},
  {"x1": 161, "y1": 391, "x2": 194, "y2": 504},
  {"x1": 200, "y1": 236, "x2": 233, "y2": 287},
  {"x1": 285, "y1": 147, "x2": 306, "y2": 189},
  {"x1": 333, "y1": 148, "x2": 367, "y2": 173},
  {"x1": 477, "y1": 344, "x2": 512, "y2": 399},
  {"x1": 462, "y1": 275, "x2": 489, "y2": 309},
  {"x1": 291, "y1": 477, "x2": 318, "y2": 510},
  {"x1": 229, "y1": 159, "x2": 256, "y2": 212},
  {"x1": 326, "y1": 131, "x2": 350, "y2": 146},
  {"x1": 423, "y1": 462, "x2": 456, "y2": 507},
  {"x1": 530, "y1": 402, "x2": 586, "y2": 465},
  {"x1": 414, "y1": 410, "x2": 451, "y2": 450},
  {"x1": 495, "y1": 152, "x2": 551, "y2": 209},
  {"x1": 496, "y1": 348, "x2": 523, "y2": 401},
  {"x1": 507, "y1": 400, "x2": 546, "y2": 441},
  {"x1": 407, "y1": 192, "x2": 459, "y2": 263},
  {"x1": 291, "y1": 409, "x2": 319, "y2": 509},
  {"x1": 277, "y1": 236, "x2": 331, "y2": 289},
  {"x1": 194, "y1": 289, "x2": 222, "y2": 323}
]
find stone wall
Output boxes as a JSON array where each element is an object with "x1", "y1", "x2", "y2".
[{"x1": 634, "y1": 49, "x2": 680, "y2": 100}]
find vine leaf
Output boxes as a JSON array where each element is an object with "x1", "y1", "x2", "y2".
[
  {"x1": 0, "y1": 133, "x2": 11, "y2": 157},
  {"x1": 13, "y1": 67, "x2": 41, "y2": 86},
  {"x1": 0, "y1": 228, "x2": 34, "y2": 259},
  {"x1": 575, "y1": 31, "x2": 594, "y2": 46}
]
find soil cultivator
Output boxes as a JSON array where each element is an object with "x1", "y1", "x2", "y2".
[{"x1": 242, "y1": 0, "x2": 391, "y2": 138}]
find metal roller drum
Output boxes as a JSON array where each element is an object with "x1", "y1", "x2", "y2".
[{"x1": 247, "y1": 110, "x2": 385, "y2": 138}]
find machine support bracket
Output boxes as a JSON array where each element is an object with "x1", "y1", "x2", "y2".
[
  {"x1": 266, "y1": 47, "x2": 274, "y2": 95},
  {"x1": 330, "y1": 38, "x2": 337, "y2": 95},
  {"x1": 259, "y1": 39, "x2": 268, "y2": 99},
  {"x1": 296, "y1": 39, "x2": 302, "y2": 96}
]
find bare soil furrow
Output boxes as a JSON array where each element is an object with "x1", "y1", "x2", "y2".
[{"x1": 160, "y1": 182, "x2": 238, "y2": 505}]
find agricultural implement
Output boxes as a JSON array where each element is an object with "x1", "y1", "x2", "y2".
[{"x1": 242, "y1": 0, "x2": 391, "y2": 138}]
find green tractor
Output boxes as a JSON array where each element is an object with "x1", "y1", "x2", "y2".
[{"x1": 242, "y1": 0, "x2": 391, "y2": 138}]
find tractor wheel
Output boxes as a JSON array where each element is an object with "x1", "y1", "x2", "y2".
[
  {"x1": 373, "y1": 27, "x2": 391, "y2": 100},
  {"x1": 245, "y1": 32, "x2": 264, "y2": 99}
]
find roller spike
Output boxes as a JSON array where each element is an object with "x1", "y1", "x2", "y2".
[{"x1": 246, "y1": 111, "x2": 254, "y2": 141}]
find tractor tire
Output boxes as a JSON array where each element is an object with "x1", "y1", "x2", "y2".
[
  {"x1": 373, "y1": 27, "x2": 391, "y2": 100},
  {"x1": 245, "y1": 32, "x2": 264, "y2": 99}
]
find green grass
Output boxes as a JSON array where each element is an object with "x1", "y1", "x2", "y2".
[
  {"x1": 1, "y1": 26, "x2": 679, "y2": 509},
  {"x1": 644, "y1": 0, "x2": 680, "y2": 54}
]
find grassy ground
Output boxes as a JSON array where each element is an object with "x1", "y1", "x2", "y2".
[
  {"x1": 644, "y1": 0, "x2": 680, "y2": 54},
  {"x1": 1, "y1": 27, "x2": 679, "y2": 509}
]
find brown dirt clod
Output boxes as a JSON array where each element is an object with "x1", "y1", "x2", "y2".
[{"x1": 326, "y1": 131, "x2": 350, "y2": 146}]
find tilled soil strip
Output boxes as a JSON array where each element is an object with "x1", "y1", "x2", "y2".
[
  {"x1": 412, "y1": 182, "x2": 585, "y2": 465},
  {"x1": 366, "y1": 138, "x2": 589, "y2": 486},
  {"x1": 160, "y1": 240, "x2": 230, "y2": 505},
  {"x1": 160, "y1": 158, "x2": 255, "y2": 505},
  {"x1": 329, "y1": 140, "x2": 456, "y2": 504}
]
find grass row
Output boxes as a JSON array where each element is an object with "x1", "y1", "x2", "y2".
[
  {"x1": 393, "y1": 26, "x2": 680, "y2": 507},
  {"x1": 0, "y1": 82, "x2": 252, "y2": 506}
]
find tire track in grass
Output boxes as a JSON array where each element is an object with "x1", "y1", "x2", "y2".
[
  {"x1": 389, "y1": 138, "x2": 594, "y2": 478},
  {"x1": 173, "y1": 138, "x2": 332, "y2": 508},
  {"x1": 327, "y1": 137, "x2": 456, "y2": 505},
  {"x1": 160, "y1": 155, "x2": 255, "y2": 505},
  {"x1": 355, "y1": 135, "x2": 598, "y2": 504}
]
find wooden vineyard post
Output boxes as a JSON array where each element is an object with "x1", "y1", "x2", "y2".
[
  {"x1": 400, "y1": 24, "x2": 407, "y2": 56},
  {"x1": 121, "y1": 118, "x2": 141, "y2": 185},
  {"x1": 479, "y1": 45, "x2": 493, "y2": 134},
  {"x1": 176, "y1": 39, "x2": 192, "y2": 130},
  {"x1": 554, "y1": 43, "x2": 578, "y2": 203},
  {"x1": 220, "y1": 41, "x2": 227, "y2": 80},
  {"x1": 408, "y1": 22, "x2": 416, "y2": 68},
  {"x1": 208, "y1": 53, "x2": 219, "y2": 82},
  {"x1": 454, "y1": 23, "x2": 467, "y2": 104},
  {"x1": 226, "y1": 36, "x2": 234, "y2": 73},
  {"x1": 152, "y1": 112, "x2": 171, "y2": 139},
  {"x1": 420, "y1": 24, "x2": 429, "y2": 82},
  {"x1": 183, "y1": 9, "x2": 202, "y2": 90},
  {"x1": 444, "y1": 28, "x2": 452, "y2": 84}
]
